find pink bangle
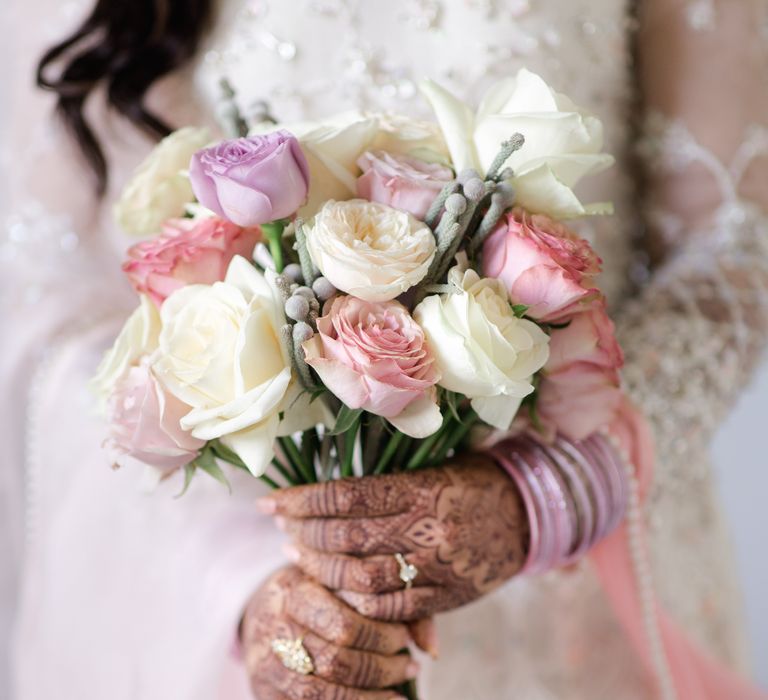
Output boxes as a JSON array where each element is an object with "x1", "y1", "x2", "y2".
[
  {"x1": 587, "y1": 434, "x2": 628, "y2": 532},
  {"x1": 489, "y1": 430, "x2": 629, "y2": 575},
  {"x1": 490, "y1": 447, "x2": 540, "y2": 573},
  {"x1": 512, "y1": 444, "x2": 555, "y2": 573},
  {"x1": 523, "y1": 437, "x2": 577, "y2": 568},
  {"x1": 556, "y1": 438, "x2": 611, "y2": 546},
  {"x1": 549, "y1": 438, "x2": 595, "y2": 562}
]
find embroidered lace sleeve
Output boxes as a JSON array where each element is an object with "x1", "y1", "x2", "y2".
[{"x1": 618, "y1": 0, "x2": 768, "y2": 460}]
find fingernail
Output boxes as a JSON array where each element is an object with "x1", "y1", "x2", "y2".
[
  {"x1": 275, "y1": 515, "x2": 287, "y2": 532},
  {"x1": 426, "y1": 621, "x2": 439, "y2": 659},
  {"x1": 283, "y1": 543, "x2": 300, "y2": 563},
  {"x1": 256, "y1": 497, "x2": 276, "y2": 514},
  {"x1": 406, "y1": 660, "x2": 420, "y2": 679}
]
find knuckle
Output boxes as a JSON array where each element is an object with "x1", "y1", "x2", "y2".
[
  {"x1": 357, "y1": 560, "x2": 384, "y2": 592},
  {"x1": 335, "y1": 615, "x2": 359, "y2": 647},
  {"x1": 357, "y1": 595, "x2": 380, "y2": 618}
]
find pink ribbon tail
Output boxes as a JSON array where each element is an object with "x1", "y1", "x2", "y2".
[{"x1": 589, "y1": 399, "x2": 767, "y2": 700}]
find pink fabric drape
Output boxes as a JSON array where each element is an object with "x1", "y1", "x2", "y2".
[{"x1": 591, "y1": 401, "x2": 767, "y2": 700}]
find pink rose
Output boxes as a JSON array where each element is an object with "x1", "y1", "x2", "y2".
[
  {"x1": 482, "y1": 208, "x2": 601, "y2": 322},
  {"x1": 545, "y1": 304, "x2": 624, "y2": 374},
  {"x1": 106, "y1": 362, "x2": 204, "y2": 472},
  {"x1": 356, "y1": 150, "x2": 453, "y2": 220},
  {"x1": 303, "y1": 296, "x2": 442, "y2": 438},
  {"x1": 189, "y1": 131, "x2": 309, "y2": 226},
  {"x1": 537, "y1": 363, "x2": 623, "y2": 441},
  {"x1": 122, "y1": 217, "x2": 261, "y2": 307}
]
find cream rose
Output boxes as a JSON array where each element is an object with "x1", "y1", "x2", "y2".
[
  {"x1": 91, "y1": 295, "x2": 161, "y2": 410},
  {"x1": 305, "y1": 199, "x2": 436, "y2": 302},
  {"x1": 413, "y1": 266, "x2": 550, "y2": 430},
  {"x1": 421, "y1": 69, "x2": 614, "y2": 218},
  {"x1": 114, "y1": 127, "x2": 211, "y2": 236},
  {"x1": 275, "y1": 112, "x2": 451, "y2": 217},
  {"x1": 152, "y1": 256, "x2": 313, "y2": 475}
]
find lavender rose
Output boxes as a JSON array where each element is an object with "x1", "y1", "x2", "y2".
[{"x1": 189, "y1": 131, "x2": 310, "y2": 227}]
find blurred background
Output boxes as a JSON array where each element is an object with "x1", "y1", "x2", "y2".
[{"x1": 713, "y1": 358, "x2": 768, "y2": 685}]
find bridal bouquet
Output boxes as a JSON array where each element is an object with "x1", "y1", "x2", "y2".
[{"x1": 94, "y1": 68, "x2": 620, "y2": 497}]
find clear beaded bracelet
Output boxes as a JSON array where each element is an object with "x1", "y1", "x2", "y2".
[{"x1": 489, "y1": 432, "x2": 629, "y2": 574}]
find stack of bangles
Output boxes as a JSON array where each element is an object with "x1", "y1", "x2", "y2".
[{"x1": 489, "y1": 432, "x2": 629, "y2": 574}]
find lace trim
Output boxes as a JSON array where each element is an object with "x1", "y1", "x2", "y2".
[{"x1": 638, "y1": 110, "x2": 768, "y2": 246}]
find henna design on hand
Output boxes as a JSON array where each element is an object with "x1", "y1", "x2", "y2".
[
  {"x1": 241, "y1": 566, "x2": 416, "y2": 699},
  {"x1": 269, "y1": 454, "x2": 529, "y2": 621}
]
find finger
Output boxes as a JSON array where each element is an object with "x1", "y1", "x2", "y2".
[
  {"x1": 302, "y1": 632, "x2": 418, "y2": 688},
  {"x1": 408, "y1": 618, "x2": 439, "y2": 658},
  {"x1": 258, "y1": 475, "x2": 414, "y2": 519},
  {"x1": 261, "y1": 654, "x2": 405, "y2": 700},
  {"x1": 337, "y1": 587, "x2": 454, "y2": 623},
  {"x1": 249, "y1": 681, "x2": 291, "y2": 700},
  {"x1": 279, "y1": 515, "x2": 410, "y2": 555},
  {"x1": 286, "y1": 544, "x2": 434, "y2": 593},
  {"x1": 287, "y1": 578, "x2": 411, "y2": 655}
]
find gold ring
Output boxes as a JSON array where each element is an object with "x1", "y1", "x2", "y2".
[
  {"x1": 271, "y1": 635, "x2": 314, "y2": 675},
  {"x1": 394, "y1": 552, "x2": 418, "y2": 590}
]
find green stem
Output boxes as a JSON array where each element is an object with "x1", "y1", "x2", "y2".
[
  {"x1": 340, "y1": 418, "x2": 360, "y2": 478},
  {"x1": 362, "y1": 417, "x2": 385, "y2": 475},
  {"x1": 259, "y1": 473, "x2": 281, "y2": 490},
  {"x1": 270, "y1": 457, "x2": 299, "y2": 486},
  {"x1": 429, "y1": 409, "x2": 478, "y2": 466},
  {"x1": 405, "y1": 414, "x2": 451, "y2": 470},
  {"x1": 373, "y1": 430, "x2": 405, "y2": 474},
  {"x1": 278, "y1": 436, "x2": 315, "y2": 484},
  {"x1": 262, "y1": 220, "x2": 286, "y2": 272}
]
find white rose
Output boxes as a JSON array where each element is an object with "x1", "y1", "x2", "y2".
[
  {"x1": 371, "y1": 113, "x2": 450, "y2": 165},
  {"x1": 413, "y1": 267, "x2": 550, "y2": 430},
  {"x1": 114, "y1": 127, "x2": 211, "y2": 236},
  {"x1": 91, "y1": 295, "x2": 160, "y2": 410},
  {"x1": 153, "y1": 256, "x2": 314, "y2": 475},
  {"x1": 275, "y1": 112, "x2": 451, "y2": 217},
  {"x1": 305, "y1": 199, "x2": 436, "y2": 302},
  {"x1": 421, "y1": 68, "x2": 614, "y2": 218}
]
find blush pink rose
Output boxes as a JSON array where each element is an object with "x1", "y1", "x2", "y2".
[
  {"x1": 106, "y1": 362, "x2": 204, "y2": 472},
  {"x1": 356, "y1": 150, "x2": 453, "y2": 220},
  {"x1": 122, "y1": 217, "x2": 261, "y2": 306},
  {"x1": 537, "y1": 363, "x2": 623, "y2": 441},
  {"x1": 545, "y1": 304, "x2": 624, "y2": 374},
  {"x1": 482, "y1": 208, "x2": 601, "y2": 322},
  {"x1": 302, "y1": 296, "x2": 442, "y2": 438}
]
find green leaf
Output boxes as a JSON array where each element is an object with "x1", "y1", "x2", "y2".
[
  {"x1": 194, "y1": 448, "x2": 232, "y2": 493},
  {"x1": 443, "y1": 390, "x2": 463, "y2": 423},
  {"x1": 511, "y1": 303, "x2": 529, "y2": 318},
  {"x1": 308, "y1": 387, "x2": 327, "y2": 404},
  {"x1": 328, "y1": 405, "x2": 364, "y2": 436},
  {"x1": 209, "y1": 439, "x2": 249, "y2": 472},
  {"x1": 175, "y1": 462, "x2": 197, "y2": 499}
]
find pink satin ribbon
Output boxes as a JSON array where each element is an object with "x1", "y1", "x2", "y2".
[{"x1": 593, "y1": 398, "x2": 767, "y2": 700}]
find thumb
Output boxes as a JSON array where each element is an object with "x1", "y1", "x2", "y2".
[{"x1": 408, "y1": 617, "x2": 439, "y2": 659}]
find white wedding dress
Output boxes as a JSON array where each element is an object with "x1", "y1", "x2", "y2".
[{"x1": 3, "y1": 0, "x2": 768, "y2": 698}]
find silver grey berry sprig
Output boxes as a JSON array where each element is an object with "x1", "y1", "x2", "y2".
[
  {"x1": 215, "y1": 78, "x2": 249, "y2": 138},
  {"x1": 419, "y1": 133, "x2": 526, "y2": 285},
  {"x1": 273, "y1": 259, "x2": 338, "y2": 391}
]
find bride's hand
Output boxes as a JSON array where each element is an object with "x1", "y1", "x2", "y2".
[
  {"x1": 242, "y1": 566, "x2": 417, "y2": 699},
  {"x1": 259, "y1": 454, "x2": 528, "y2": 622}
]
